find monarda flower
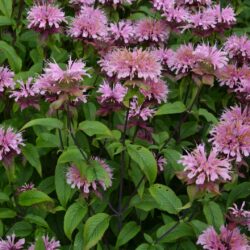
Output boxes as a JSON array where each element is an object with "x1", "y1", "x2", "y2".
[
  {"x1": 66, "y1": 157, "x2": 112, "y2": 195},
  {"x1": 0, "y1": 127, "x2": 24, "y2": 167},
  {"x1": 210, "y1": 106, "x2": 250, "y2": 162},
  {"x1": 16, "y1": 183, "x2": 35, "y2": 194},
  {"x1": 70, "y1": 0, "x2": 95, "y2": 7},
  {"x1": 27, "y1": 2, "x2": 66, "y2": 35},
  {"x1": 197, "y1": 225, "x2": 249, "y2": 250},
  {"x1": 181, "y1": 0, "x2": 212, "y2": 6},
  {"x1": 98, "y1": 0, "x2": 135, "y2": 5},
  {"x1": 99, "y1": 48, "x2": 162, "y2": 81},
  {"x1": 152, "y1": 0, "x2": 175, "y2": 12},
  {"x1": 178, "y1": 144, "x2": 231, "y2": 193},
  {"x1": 10, "y1": 78, "x2": 40, "y2": 111},
  {"x1": 68, "y1": 6, "x2": 108, "y2": 41},
  {"x1": 108, "y1": 20, "x2": 135, "y2": 44},
  {"x1": 0, "y1": 234, "x2": 25, "y2": 250},
  {"x1": 134, "y1": 19, "x2": 169, "y2": 43},
  {"x1": 0, "y1": 67, "x2": 14, "y2": 92},
  {"x1": 28, "y1": 235, "x2": 60, "y2": 250}
]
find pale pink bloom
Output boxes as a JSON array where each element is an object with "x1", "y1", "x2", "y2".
[
  {"x1": 178, "y1": 144, "x2": 231, "y2": 187},
  {"x1": 154, "y1": 154, "x2": 166, "y2": 172},
  {"x1": 182, "y1": 0, "x2": 211, "y2": 6},
  {"x1": 152, "y1": 0, "x2": 175, "y2": 11},
  {"x1": 70, "y1": 0, "x2": 95, "y2": 6},
  {"x1": 167, "y1": 44, "x2": 196, "y2": 74},
  {"x1": 135, "y1": 19, "x2": 169, "y2": 42},
  {"x1": 0, "y1": 127, "x2": 24, "y2": 167},
  {"x1": 210, "y1": 106, "x2": 250, "y2": 162},
  {"x1": 97, "y1": 81, "x2": 127, "y2": 103},
  {"x1": 99, "y1": 48, "x2": 162, "y2": 81},
  {"x1": 16, "y1": 183, "x2": 35, "y2": 194},
  {"x1": 27, "y1": 3, "x2": 66, "y2": 34},
  {"x1": 193, "y1": 44, "x2": 228, "y2": 71},
  {"x1": 163, "y1": 6, "x2": 190, "y2": 26},
  {"x1": 0, "y1": 67, "x2": 14, "y2": 92},
  {"x1": 237, "y1": 78, "x2": 250, "y2": 99},
  {"x1": 98, "y1": 0, "x2": 135, "y2": 5},
  {"x1": 197, "y1": 226, "x2": 249, "y2": 250},
  {"x1": 152, "y1": 48, "x2": 175, "y2": 67},
  {"x1": 66, "y1": 157, "x2": 112, "y2": 194},
  {"x1": 28, "y1": 235, "x2": 60, "y2": 250},
  {"x1": 68, "y1": 6, "x2": 108, "y2": 40},
  {"x1": 108, "y1": 20, "x2": 134, "y2": 44},
  {"x1": 10, "y1": 78, "x2": 40, "y2": 111},
  {"x1": 0, "y1": 234, "x2": 25, "y2": 250},
  {"x1": 140, "y1": 79, "x2": 168, "y2": 103}
]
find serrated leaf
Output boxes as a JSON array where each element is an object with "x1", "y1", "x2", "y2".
[
  {"x1": 21, "y1": 118, "x2": 63, "y2": 131},
  {"x1": 156, "y1": 101, "x2": 186, "y2": 116},
  {"x1": 18, "y1": 190, "x2": 53, "y2": 206}
]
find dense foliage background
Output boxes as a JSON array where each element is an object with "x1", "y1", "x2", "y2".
[{"x1": 0, "y1": 0, "x2": 249, "y2": 249}]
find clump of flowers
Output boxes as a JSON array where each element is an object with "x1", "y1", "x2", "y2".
[
  {"x1": 98, "y1": 0, "x2": 135, "y2": 5},
  {"x1": 178, "y1": 144, "x2": 231, "y2": 193},
  {"x1": 0, "y1": 127, "x2": 24, "y2": 167},
  {"x1": 27, "y1": 2, "x2": 66, "y2": 36},
  {"x1": 197, "y1": 225, "x2": 249, "y2": 250},
  {"x1": 0, "y1": 67, "x2": 14, "y2": 93},
  {"x1": 210, "y1": 106, "x2": 250, "y2": 162},
  {"x1": 28, "y1": 235, "x2": 60, "y2": 250},
  {"x1": 0, "y1": 234, "x2": 25, "y2": 250},
  {"x1": 70, "y1": 0, "x2": 95, "y2": 7}
]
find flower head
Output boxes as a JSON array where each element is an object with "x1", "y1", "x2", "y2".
[
  {"x1": 98, "y1": 0, "x2": 135, "y2": 5},
  {"x1": 28, "y1": 235, "x2": 60, "y2": 250},
  {"x1": 0, "y1": 234, "x2": 25, "y2": 250},
  {"x1": 68, "y1": 6, "x2": 108, "y2": 40},
  {"x1": 27, "y1": 2, "x2": 66, "y2": 34},
  {"x1": 0, "y1": 67, "x2": 14, "y2": 92},
  {"x1": 16, "y1": 183, "x2": 35, "y2": 194},
  {"x1": 163, "y1": 6, "x2": 190, "y2": 27},
  {"x1": 70, "y1": 0, "x2": 95, "y2": 7}
]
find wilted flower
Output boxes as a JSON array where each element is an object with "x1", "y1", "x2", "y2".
[
  {"x1": 0, "y1": 127, "x2": 24, "y2": 167},
  {"x1": 27, "y1": 2, "x2": 66, "y2": 35},
  {"x1": 28, "y1": 235, "x2": 60, "y2": 250},
  {"x1": 178, "y1": 144, "x2": 231, "y2": 192},
  {"x1": 16, "y1": 183, "x2": 35, "y2": 194},
  {"x1": 10, "y1": 78, "x2": 40, "y2": 111},
  {"x1": 0, "y1": 234, "x2": 25, "y2": 250},
  {"x1": 68, "y1": 6, "x2": 108, "y2": 41},
  {"x1": 0, "y1": 67, "x2": 14, "y2": 92},
  {"x1": 99, "y1": 48, "x2": 162, "y2": 81},
  {"x1": 134, "y1": 19, "x2": 169, "y2": 43},
  {"x1": 197, "y1": 225, "x2": 249, "y2": 250}
]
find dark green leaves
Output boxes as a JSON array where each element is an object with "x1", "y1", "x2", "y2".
[
  {"x1": 18, "y1": 190, "x2": 53, "y2": 206},
  {"x1": 21, "y1": 118, "x2": 63, "y2": 130},
  {"x1": 0, "y1": 0, "x2": 12, "y2": 17},
  {"x1": 79, "y1": 121, "x2": 112, "y2": 137},
  {"x1": 156, "y1": 101, "x2": 186, "y2": 115}
]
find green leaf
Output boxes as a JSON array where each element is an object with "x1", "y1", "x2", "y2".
[
  {"x1": 0, "y1": 16, "x2": 13, "y2": 26},
  {"x1": 34, "y1": 237, "x2": 46, "y2": 250},
  {"x1": 64, "y1": 200, "x2": 87, "y2": 240},
  {"x1": 116, "y1": 221, "x2": 141, "y2": 248},
  {"x1": 21, "y1": 118, "x2": 63, "y2": 131},
  {"x1": 18, "y1": 190, "x2": 53, "y2": 206},
  {"x1": 83, "y1": 213, "x2": 110, "y2": 250},
  {"x1": 226, "y1": 182, "x2": 250, "y2": 207},
  {"x1": 22, "y1": 143, "x2": 42, "y2": 176},
  {"x1": 0, "y1": 192, "x2": 9, "y2": 203},
  {"x1": 0, "y1": 208, "x2": 16, "y2": 219},
  {"x1": 198, "y1": 108, "x2": 218, "y2": 123},
  {"x1": 58, "y1": 147, "x2": 85, "y2": 164},
  {"x1": 25, "y1": 214, "x2": 49, "y2": 228},
  {"x1": 180, "y1": 121, "x2": 198, "y2": 139},
  {"x1": 0, "y1": 0, "x2": 12, "y2": 17},
  {"x1": 189, "y1": 220, "x2": 208, "y2": 236},
  {"x1": 149, "y1": 184, "x2": 182, "y2": 214},
  {"x1": 78, "y1": 121, "x2": 112, "y2": 137},
  {"x1": 127, "y1": 144, "x2": 157, "y2": 184},
  {"x1": 0, "y1": 41, "x2": 22, "y2": 72},
  {"x1": 203, "y1": 201, "x2": 224, "y2": 230},
  {"x1": 8, "y1": 221, "x2": 32, "y2": 237},
  {"x1": 156, "y1": 101, "x2": 186, "y2": 116},
  {"x1": 55, "y1": 164, "x2": 72, "y2": 208}
]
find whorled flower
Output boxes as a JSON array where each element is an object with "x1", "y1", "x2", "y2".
[
  {"x1": 178, "y1": 144, "x2": 231, "y2": 192},
  {"x1": 98, "y1": 0, "x2": 135, "y2": 5},
  {"x1": 99, "y1": 48, "x2": 162, "y2": 81},
  {"x1": 27, "y1": 2, "x2": 66, "y2": 34},
  {"x1": 68, "y1": 6, "x2": 108, "y2": 41},
  {"x1": 236, "y1": 78, "x2": 250, "y2": 100},
  {"x1": 108, "y1": 20, "x2": 135, "y2": 44},
  {"x1": 152, "y1": 0, "x2": 175, "y2": 12},
  {"x1": 0, "y1": 234, "x2": 25, "y2": 250},
  {"x1": 197, "y1": 225, "x2": 249, "y2": 250},
  {"x1": 210, "y1": 106, "x2": 250, "y2": 162},
  {"x1": 0, "y1": 67, "x2": 14, "y2": 92},
  {"x1": 181, "y1": 0, "x2": 212, "y2": 6},
  {"x1": 70, "y1": 0, "x2": 95, "y2": 7},
  {"x1": 16, "y1": 183, "x2": 35, "y2": 194},
  {"x1": 28, "y1": 235, "x2": 60, "y2": 250},
  {"x1": 0, "y1": 127, "x2": 24, "y2": 167},
  {"x1": 10, "y1": 78, "x2": 40, "y2": 111},
  {"x1": 134, "y1": 19, "x2": 169, "y2": 43},
  {"x1": 66, "y1": 157, "x2": 112, "y2": 195}
]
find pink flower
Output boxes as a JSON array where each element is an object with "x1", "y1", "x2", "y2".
[
  {"x1": 16, "y1": 183, "x2": 35, "y2": 194},
  {"x1": 152, "y1": 0, "x2": 175, "y2": 11},
  {"x1": 108, "y1": 20, "x2": 134, "y2": 44},
  {"x1": 0, "y1": 234, "x2": 25, "y2": 250},
  {"x1": 163, "y1": 6, "x2": 190, "y2": 27},
  {"x1": 210, "y1": 5, "x2": 236, "y2": 26},
  {"x1": 68, "y1": 6, "x2": 108, "y2": 40},
  {"x1": 0, "y1": 67, "x2": 14, "y2": 92},
  {"x1": 27, "y1": 2, "x2": 66, "y2": 34},
  {"x1": 98, "y1": 0, "x2": 135, "y2": 5},
  {"x1": 99, "y1": 48, "x2": 162, "y2": 81},
  {"x1": 66, "y1": 157, "x2": 112, "y2": 194},
  {"x1": 140, "y1": 79, "x2": 169, "y2": 103},
  {"x1": 210, "y1": 106, "x2": 250, "y2": 162},
  {"x1": 182, "y1": 0, "x2": 211, "y2": 6},
  {"x1": 28, "y1": 235, "x2": 60, "y2": 250},
  {"x1": 153, "y1": 153, "x2": 166, "y2": 172},
  {"x1": 178, "y1": 144, "x2": 231, "y2": 190},
  {"x1": 134, "y1": 19, "x2": 169, "y2": 42},
  {"x1": 152, "y1": 48, "x2": 175, "y2": 68},
  {"x1": 10, "y1": 78, "x2": 40, "y2": 111},
  {"x1": 0, "y1": 127, "x2": 24, "y2": 167},
  {"x1": 197, "y1": 226, "x2": 249, "y2": 250},
  {"x1": 97, "y1": 81, "x2": 127, "y2": 103},
  {"x1": 70, "y1": 0, "x2": 95, "y2": 6}
]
